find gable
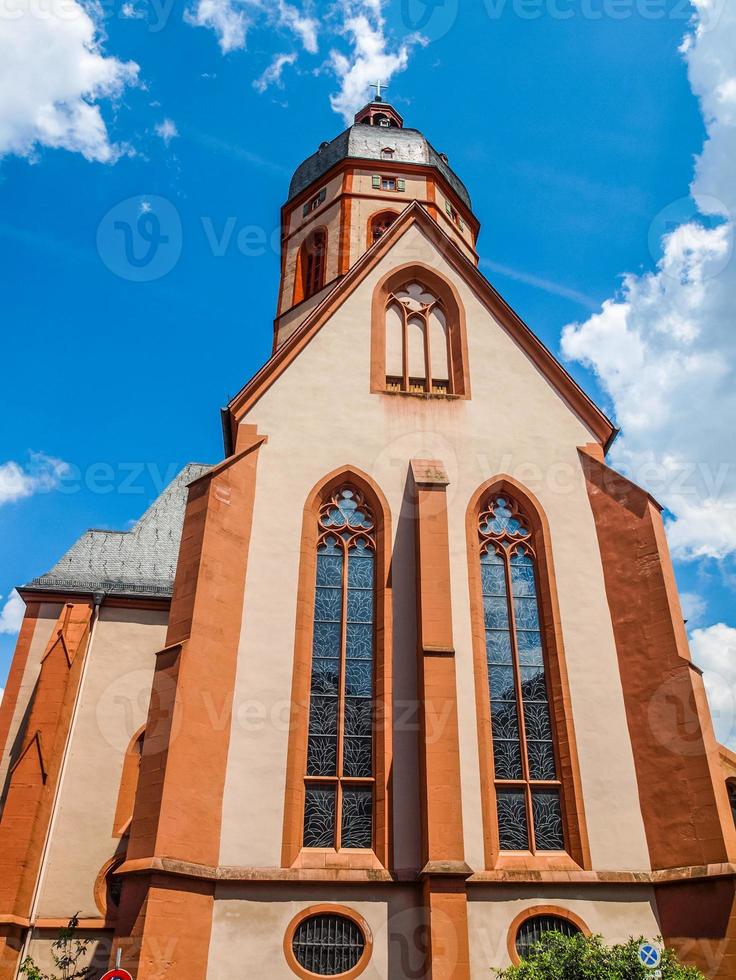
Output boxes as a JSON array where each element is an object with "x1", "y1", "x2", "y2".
[{"x1": 226, "y1": 203, "x2": 615, "y2": 453}]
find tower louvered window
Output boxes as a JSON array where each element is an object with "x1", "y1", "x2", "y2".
[
  {"x1": 303, "y1": 486, "x2": 375, "y2": 851},
  {"x1": 478, "y1": 495, "x2": 565, "y2": 852}
]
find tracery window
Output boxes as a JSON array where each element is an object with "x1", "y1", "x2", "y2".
[
  {"x1": 478, "y1": 495, "x2": 565, "y2": 852},
  {"x1": 303, "y1": 486, "x2": 375, "y2": 851},
  {"x1": 369, "y1": 210, "x2": 398, "y2": 246},
  {"x1": 385, "y1": 281, "x2": 451, "y2": 394}
]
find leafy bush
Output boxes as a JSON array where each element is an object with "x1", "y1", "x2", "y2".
[
  {"x1": 494, "y1": 932, "x2": 705, "y2": 979},
  {"x1": 19, "y1": 916, "x2": 93, "y2": 980}
]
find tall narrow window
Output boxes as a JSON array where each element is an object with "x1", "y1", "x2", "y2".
[
  {"x1": 384, "y1": 281, "x2": 451, "y2": 394},
  {"x1": 478, "y1": 495, "x2": 565, "y2": 852},
  {"x1": 297, "y1": 229, "x2": 327, "y2": 303},
  {"x1": 303, "y1": 486, "x2": 375, "y2": 851}
]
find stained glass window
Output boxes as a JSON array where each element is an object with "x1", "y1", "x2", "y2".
[
  {"x1": 303, "y1": 485, "x2": 376, "y2": 851},
  {"x1": 479, "y1": 495, "x2": 565, "y2": 853},
  {"x1": 292, "y1": 913, "x2": 366, "y2": 975},
  {"x1": 384, "y1": 281, "x2": 451, "y2": 394}
]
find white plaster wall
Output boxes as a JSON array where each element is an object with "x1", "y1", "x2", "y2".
[
  {"x1": 468, "y1": 885, "x2": 661, "y2": 974},
  {"x1": 206, "y1": 885, "x2": 660, "y2": 980},
  {"x1": 219, "y1": 221, "x2": 649, "y2": 874},
  {"x1": 207, "y1": 884, "x2": 423, "y2": 980},
  {"x1": 37, "y1": 605, "x2": 167, "y2": 916}
]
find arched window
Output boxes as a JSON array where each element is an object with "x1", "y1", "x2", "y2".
[
  {"x1": 372, "y1": 266, "x2": 470, "y2": 398},
  {"x1": 296, "y1": 228, "x2": 327, "y2": 304},
  {"x1": 369, "y1": 210, "x2": 398, "y2": 246},
  {"x1": 303, "y1": 485, "x2": 376, "y2": 851},
  {"x1": 478, "y1": 494, "x2": 564, "y2": 852},
  {"x1": 113, "y1": 727, "x2": 145, "y2": 836},
  {"x1": 384, "y1": 281, "x2": 451, "y2": 394},
  {"x1": 514, "y1": 913, "x2": 583, "y2": 960},
  {"x1": 728, "y1": 780, "x2": 736, "y2": 827}
]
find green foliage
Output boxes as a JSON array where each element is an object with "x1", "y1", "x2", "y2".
[
  {"x1": 19, "y1": 915, "x2": 93, "y2": 980},
  {"x1": 494, "y1": 932, "x2": 705, "y2": 980}
]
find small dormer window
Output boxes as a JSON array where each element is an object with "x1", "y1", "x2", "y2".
[
  {"x1": 381, "y1": 147, "x2": 394, "y2": 159},
  {"x1": 303, "y1": 187, "x2": 327, "y2": 218}
]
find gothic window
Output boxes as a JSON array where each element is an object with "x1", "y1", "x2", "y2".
[
  {"x1": 369, "y1": 210, "x2": 398, "y2": 246},
  {"x1": 385, "y1": 281, "x2": 451, "y2": 394},
  {"x1": 297, "y1": 229, "x2": 327, "y2": 304},
  {"x1": 478, "y1": 495, "x2": 565, "y2": 852},
  {"x1": 303, "y1": 486, "x2": 376, "y2": 851},
  {"x1": 113, "y1": 727, "x2": 145, "y2": 836}
]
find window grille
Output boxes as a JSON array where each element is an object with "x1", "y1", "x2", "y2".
[
  {"x1": 292, "y1": 913, "x2": 366, "y2": 975},
  {"x1": 515, "y1": 914, "x2": 581, "y2": 960}
]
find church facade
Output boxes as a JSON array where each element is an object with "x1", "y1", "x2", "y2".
[{"x1": 1, "y1": 100, "x2": 735, "y2": 979}]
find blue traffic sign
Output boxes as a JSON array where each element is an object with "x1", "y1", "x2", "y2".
[{"x1": 638, "y1": 943, "x2": 662, "y2": 969}]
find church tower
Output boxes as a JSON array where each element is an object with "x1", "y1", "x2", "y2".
[
  {"x1": 274, "y1": 95, "x2": 478, "y2": 349},
  {"x1": 1, "y1": 100, "x2": 736, "y2": 980}
]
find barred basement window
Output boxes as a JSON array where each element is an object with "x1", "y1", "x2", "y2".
[
  {"x1": 303, "y1": 486, "x2": 375, "y2": 851},
  {"x1": 478, "y1": 495, "x2": 565, "y2": 852},
  {"x1": 515, "y1": 914, "x2": 581, "y2": 960},
  {"x1": 292, "y1": 913, "x2": 367, "y2": 976}
]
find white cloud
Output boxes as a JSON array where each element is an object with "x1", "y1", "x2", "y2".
[
  {"x1": 690, "y1": 623, "x2": 736, "y2": 749},
  {"x1": 328, "y1": 0, "x2": 420, "y2": 125},
  {"x1": 561, "y1": 0, "x2": 736, "y2": 563},
  {"x1": 185, "y1": 0, "x2": 419, "y2": 123},
  {"x1": 120, "y1": 2, "x2": 144, "y2": 18},
  {"x1": 277, "y1": 0, "x2": 318, "y2": 54},
  {"x1": 254, "y1": 53, "x2": 298, "y2": 93},
  {"x1": 0, "y1": 0, "x2": 138, "y2": 162},
  {"x1": 185, "y1": 0, "x2": 249, "y2": 52},
  {"x1": 0, "y1": 688, "x2": 4, "y2": 705},
  {"x1": 0, "y1": 591, "x2": 24, "y2": 636},
  {"x1": 155, "y1": 118, "x2": 179, "y2": 144},
  {"x1": 0, "y1": 453, "x2": 69, "y2": 505},
  {"x1": 185, "y1": 0, "x2": 318, "y2": 55}
]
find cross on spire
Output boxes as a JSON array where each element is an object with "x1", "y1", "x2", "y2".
[{"x1": 370, "y1": 80, "x2": 387, "y2": 101}]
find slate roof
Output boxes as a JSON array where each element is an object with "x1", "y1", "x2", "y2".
[
  {"x1": 25, "y1": 463, "x2": 210, "y2": 599},
  {"x1": 288, "y1": 123, "x2": 472, "y2": 209}
]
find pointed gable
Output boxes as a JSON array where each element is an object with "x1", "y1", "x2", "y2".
[{"x1": 225, "y1": 202, "x2": 615, "y2": 454}]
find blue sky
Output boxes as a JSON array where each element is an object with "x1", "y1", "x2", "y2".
[{"x1": 1, "y1": 0, "x2": 734, "y2": 737}]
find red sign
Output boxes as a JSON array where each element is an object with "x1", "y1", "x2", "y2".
[{"x1": 100, "y1": 971, "x2": 134, "y2": 980}]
